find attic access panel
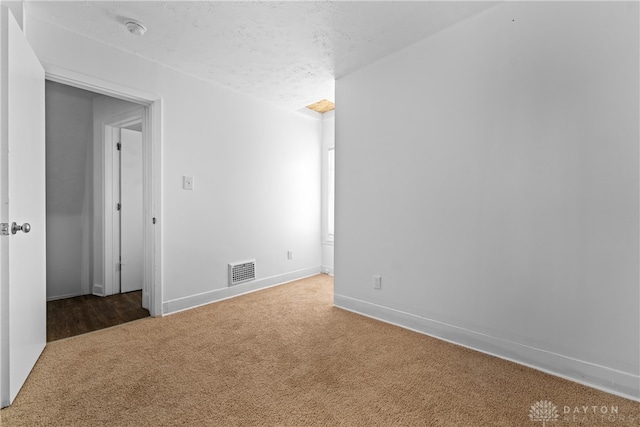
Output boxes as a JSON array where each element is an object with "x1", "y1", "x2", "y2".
[{"x1": 306, "y1": 99, "x2": 335, "y2": 114}]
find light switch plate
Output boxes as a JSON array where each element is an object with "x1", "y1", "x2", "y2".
[{"x1": 373, "y1": 275, "x2": 382, "y2": 290}]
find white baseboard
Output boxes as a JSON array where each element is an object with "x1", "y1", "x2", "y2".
[
  {"x1": 162, "y1": 266, "x2": 321, "y2": 315},
  {"x1": 46, "y1": 292, "x2": 83, "y2": 302},
  {"x1": 334, "y1": 294, "x2": 639, "y2": 402},
  {"x1": 92, "y1": 284, "x2": 104, "y2": 296},
  {"x1": 321, "y1": 265, "x2": 334, "y2": 276}
]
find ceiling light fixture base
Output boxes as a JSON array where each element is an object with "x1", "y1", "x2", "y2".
[{"x1": 124, "y1": 20, "x2": 147, "y2": 36}]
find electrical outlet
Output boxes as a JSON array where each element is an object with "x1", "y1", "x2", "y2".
[
  {"x1": 287, "y1": 250, "x2": 293, "y2": 260},
  {"x1": 373, "y1": 275, "x2": 382, "y2": 290},
  {"x1": 183, "y1": 176, "x2": 194, "y2": 190}
]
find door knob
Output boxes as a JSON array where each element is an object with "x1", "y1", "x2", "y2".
[{"x1": 11, "y1": 222, "x2": 30, "y2": 234}]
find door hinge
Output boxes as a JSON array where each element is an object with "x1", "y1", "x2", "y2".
[
  {"x1": 152, "y1": 217, "x2": 156, "y2": 225},
  {"x1": 117, "y1": 203, "x2": 121, "y2": 211},
  {"x1": 0, "y1": 223, "x2": 9, "y2": 236},
  {"x1": 116, "y1": 142, "x2": 121, "y2": 151}
]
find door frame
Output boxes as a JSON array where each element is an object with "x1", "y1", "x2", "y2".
[{"x1": 44, "y1": 64, "x2": 163, "y2": 317}]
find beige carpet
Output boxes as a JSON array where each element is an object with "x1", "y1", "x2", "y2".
[{"x1": 1, "y1": 274, "x2": 637, "y2": 426}]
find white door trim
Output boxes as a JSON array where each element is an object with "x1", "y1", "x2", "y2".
[{"x1": 44, "y1": 65, "x2": 163, "y2": 317}]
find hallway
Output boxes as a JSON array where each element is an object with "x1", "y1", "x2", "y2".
[{"x1": 47, "y1": 291, "x2": 149, "y2": 341}]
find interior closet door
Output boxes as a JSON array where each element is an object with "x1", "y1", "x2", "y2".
[{"x1": 119, "y1": 128, "x2": 144, "y2": 293}]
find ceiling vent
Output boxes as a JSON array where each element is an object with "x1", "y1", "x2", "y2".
[{"x1": 228, "y1": 260, "x2": 256, "y2": 286}]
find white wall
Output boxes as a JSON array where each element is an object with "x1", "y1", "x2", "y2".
[
  {"x1": 45, "y1": 82, "x2": 93, "y2": 300},
  {"x1": 321, "y1": 111, "x2": 335, "y2": 275},
  {"x1": 156, "y1": 64, "x2": 321, "y2": 308},
  {"x1": 335, "y1": 2, "x2": 639, "y2": 399},
  {"x1": 26, "y1": 15, "x2": 322, "y2": 311}
]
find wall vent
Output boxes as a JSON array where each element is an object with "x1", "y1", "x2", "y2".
[{"x1": 228, "y1": 260, "x2": 256, "y2": 286}]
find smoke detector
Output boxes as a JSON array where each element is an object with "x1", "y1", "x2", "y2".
[{"x1": 124, "y1": 20, "x2": 147, "y2": 36}]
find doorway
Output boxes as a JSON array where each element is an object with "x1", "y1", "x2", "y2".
[
  {"x1": 0, "y1": 9, "x2": 161, "y2": 405},
  {"x1": 44, "y1": 81, "x2": 149, "y2": 341}
]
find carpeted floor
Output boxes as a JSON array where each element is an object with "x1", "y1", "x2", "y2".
[{"x1": 1, "y1": 274, "x2": 637, "y2": 426}]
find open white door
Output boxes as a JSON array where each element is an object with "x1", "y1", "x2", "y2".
[
  {"x1": 0, "y1": 8, "x2": 47, "y2": 407},
  {"x1": 120, "y1": 128, "x2": 144, "y2": 293}
]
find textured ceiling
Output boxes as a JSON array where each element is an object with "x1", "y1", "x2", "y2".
[{"x1": 25, "y1": 1, "x2": 498, "y2": 112}]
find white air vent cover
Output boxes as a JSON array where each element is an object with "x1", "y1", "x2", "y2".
[{"x1": 228, "y1": 260, "x2": 256, "y2": 286}]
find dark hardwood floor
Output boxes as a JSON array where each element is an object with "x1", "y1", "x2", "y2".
[{"x1": 47, "y1": 291, "x2": 150, "y2": 342}]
